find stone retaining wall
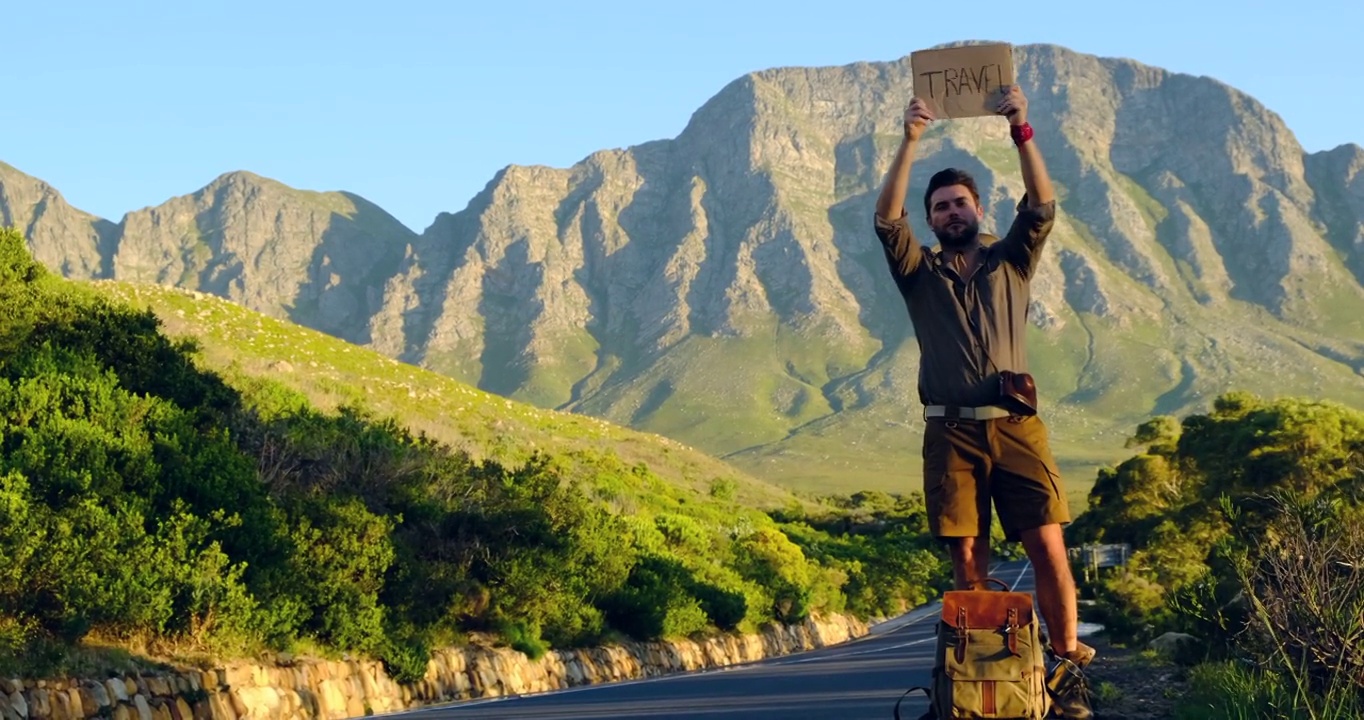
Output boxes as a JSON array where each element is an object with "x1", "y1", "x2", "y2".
[{"x1": 0, "y1": 613, "x2": 871, "y2": 720}]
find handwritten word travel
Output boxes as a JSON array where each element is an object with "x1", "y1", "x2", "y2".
[{"x1": 917, "y1": 64, "x2": 1006, "y2": 99}]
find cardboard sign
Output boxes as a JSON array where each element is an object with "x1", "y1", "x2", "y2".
[{"x1": 910, "y1": 43, "x2": 1015, "y2": 119}]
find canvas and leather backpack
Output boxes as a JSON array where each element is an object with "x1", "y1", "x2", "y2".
[{"x1": 896, "y1": 578, "x2": 1049, "y2": 719}]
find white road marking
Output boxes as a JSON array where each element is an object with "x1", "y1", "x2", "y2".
[
  {"x1": 778, "y1": 636, "x2": 937, "y2": 663},
  {"x1": 777, "y1": 560, "x2": 1035, "y2": 664}
]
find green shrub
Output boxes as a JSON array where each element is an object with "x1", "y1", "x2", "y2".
[
  {"x1": 692, "y1": 581, "x2": 747, "y2": 631},
  {"x1": 1073, "y1": 395, "x2": 1364, "y2": 715},
  {"x1": 1178, "y1": 661, "x2": 1364, "y2": 720},
  {"x1": 0, "y1": 227, "x2": 955, "y2": 677},
  {"x1": 494, "y1": 618, "x2": 550, "y2": 660},
  {"x1": 602, "y1": 554, "x2": 711, "y2": 640}
]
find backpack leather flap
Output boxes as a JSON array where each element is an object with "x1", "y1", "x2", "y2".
[
  {"x1": 942, "y1": 590, "x2": 1036, "y2": 659},
  {"x1": 942, "y1": 590, "x2": 1036, "y2": 628}
]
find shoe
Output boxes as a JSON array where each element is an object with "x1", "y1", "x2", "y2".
[
  {"x1": 1062, "y1": 641, "x2": 1096, "y2": 668},
  {"x1": 1046, "y1": 642, "x2": 1095, "y2": 719}
]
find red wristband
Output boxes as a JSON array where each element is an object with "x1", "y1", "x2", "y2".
[{"x1": 1011, "y1": 122, "x2": 1033, "y2": 146}]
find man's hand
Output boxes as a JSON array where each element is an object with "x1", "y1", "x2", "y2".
[
  {"x1": 903, "y1": 97, "x2": 934, "y2": 142},
  {"x1": 996, "y1": 85, "x2": 1028, "y2": 126},
  {"x1": 999, "y1": 83, "x2": 1054, "y2": 209},
  {"x1": 878, "y1": 98, "x2": 930, "y2": 220}
]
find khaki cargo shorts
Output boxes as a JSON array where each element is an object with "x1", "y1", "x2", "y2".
[{"x1": 921, "y1": 414, "x2": 1070, "y2": 542}]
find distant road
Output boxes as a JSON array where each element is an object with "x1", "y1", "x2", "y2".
[{"x1": 390, "y1": 561, "x2": 1035, "y2": 720}]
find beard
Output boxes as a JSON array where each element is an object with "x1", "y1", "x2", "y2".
[{"x1": 932, "y1": 218, "x2": 980, "y2": 249}]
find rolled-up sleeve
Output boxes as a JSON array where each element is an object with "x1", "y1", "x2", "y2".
[
  {"x1": 999, "y1": 195, "x2": 1056, "y2": 278},
  {"x1": 874, "y1": 210, "x2": 925, "y2": 287}
]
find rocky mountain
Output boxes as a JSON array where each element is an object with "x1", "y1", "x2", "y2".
[
  {"x1": 0, "y1": 161, "x2": 117, "y2": 278},
  {"x1": 7, "y1": 42, "x2": 1364, "y2": 496},
  {"x1": 2, "y1": 167, "x2": 414, "y2": 345}
]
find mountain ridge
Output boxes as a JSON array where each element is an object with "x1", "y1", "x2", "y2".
[{"x1": 5, "y1": 41, "x2": 1364, "y2": 501}]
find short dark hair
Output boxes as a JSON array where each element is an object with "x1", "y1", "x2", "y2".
[{"x1": 923, "y1": 168, "x2": 980, "y2": 216}]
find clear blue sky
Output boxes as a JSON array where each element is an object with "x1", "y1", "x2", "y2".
[{"x1": 6, "y1": 1, "x2": 1360, "y2": 233}]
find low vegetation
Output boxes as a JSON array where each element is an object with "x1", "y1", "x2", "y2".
[
  {"x1": 16, "y1": 206, "x2": 1359, "y2": 715},
  {"x1": 1070, "y1": 392, "x2": 1364, "y2": 719},
  {"x1": 93, "y1": 279, "x2": 801, "y2": 514},
  {"x1": 0, "y1": 227, "x2": 951, "y2": 682}
]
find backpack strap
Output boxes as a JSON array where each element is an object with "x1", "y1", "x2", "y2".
[
  {"x1": 969, "y1": 577, "x2": 1012, "y2": 592},
  {"x1": 955, "y1": 607, "x2": 969, "y2": 664},
  {"x1": 1005, "y1": 606, "x2": 1020, "y2": 655},
  {"x1": 893, "y1": 686, "x2": 935, "y2": 720}
]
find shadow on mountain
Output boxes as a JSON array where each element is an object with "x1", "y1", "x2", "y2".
[
  {"x1": 395, "y1": 197, "x2": 487, "y2": 368},
  {"x1": 1151, "y1": 358, "x2": 1196, "y2": 415},
  {"x1": 191, "y1": 182, "x2": 248, "y2": 301},
  {"x1": 94, "y1": 218, "x2": 121, "y2": 279},
  {"x1": 477, "y1": 233, "x2": 537, "y2": 397},
  {"x1": 288, "y1": 192, "x2": 412, "y2": 346},
  {"x1": 1304, "y1": 145, "x2": 1364, "y2": 291},
  {"x1": 630, "y1": 379, "x2": 675, "y2": 426},
  {"x1": 564, "y1": 146, "x2": 676, "y2": 401},
  {"x1": 568, "y1": 142, "x2": 714, "y2": 405}
]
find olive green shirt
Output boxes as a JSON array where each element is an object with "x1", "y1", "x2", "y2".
[{"x1": 873, "y1": 197, "x2": 1056, "y2": 408}]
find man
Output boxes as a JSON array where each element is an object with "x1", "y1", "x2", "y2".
[{"x1": 871, "y1": 85, "x2": 1094, "y2": 718}]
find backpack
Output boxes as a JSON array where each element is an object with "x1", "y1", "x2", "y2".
[{"x1": 895, "y1": 578, "x2": 1049, "y2": 719}]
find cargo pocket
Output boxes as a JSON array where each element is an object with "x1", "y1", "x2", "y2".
[
  {"x1": 922, "y1": 422, "x2": 949, "y2": 492},
  {"x1": 1017, "y1": 417, "x2": 1065, "y2": 502},
  {"x1": 1041, "y1": 460, "x2": 1063, "y2": 502}
]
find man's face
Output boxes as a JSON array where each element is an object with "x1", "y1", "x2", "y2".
[{"x1": 927, "y1": 185, "x2": 983, "y2": 248}]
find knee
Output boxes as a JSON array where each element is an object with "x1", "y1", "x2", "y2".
[
  {"x1": 947, "y1": 536, "x2": 988, "y2": 562},
  {"x1": 1019, "y1": 524, "x2": 1069, "y2": 567}
]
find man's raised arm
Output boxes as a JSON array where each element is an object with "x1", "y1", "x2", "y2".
[
  {"x1": 995, "y1": 85, "x2": 1057, "y2": 277},
  {"x1": 997, "y1": 85, "x2": 1054, "y2": 208},
  {"x1": 874, "y1": 98, "x2": 934, "y2": 282}
]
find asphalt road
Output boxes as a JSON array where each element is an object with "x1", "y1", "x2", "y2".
[{"x1": 396, "y1": 560, "x2": 1036, "y2": 720}]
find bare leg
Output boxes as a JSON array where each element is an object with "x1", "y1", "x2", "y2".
[
  {"x1": 947, "y1": 535, "x2": 992, "y2": 590},
  {"x1": 1019, "y1": 523, "x2": 1078, "y2": 654}
]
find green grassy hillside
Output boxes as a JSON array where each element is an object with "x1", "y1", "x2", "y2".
[
  {"x1": 94, "y1": 280, "x2": 805, "y2": 514},
  {"x1": 0, "y1": 227, "x2": 952, "y2": 681}
]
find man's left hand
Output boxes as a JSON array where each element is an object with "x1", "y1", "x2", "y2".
[{"x1": 996, "y1": 85, "x2": 1028, "y2": 126}]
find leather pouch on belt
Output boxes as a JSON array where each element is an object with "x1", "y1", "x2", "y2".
[{"x1": 998, "y1": 371, "x2": 1038, "y2": 416}]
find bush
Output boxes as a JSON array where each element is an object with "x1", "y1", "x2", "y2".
[
  {"x1": 0, "y1": 227, "x2": 953, "y2": 677},
  {"x1": 692, "y1": 582, "x2": 747, "y2": 631},
  {"x1": 1221, "y1": 494, "x2": 1364, "y2": 705},
  {"x1": 494, "y1": 618, "x2": 550, "y2": 660},
  {"x1": 1179, "y1": 661, "x2": 1364, "y2": 720},
  {"x1": 777, "y1": 496, "x2": 949, "y2": 619},
  {"x1": 602, "y1": 555, "x2": 708, "y2": 639},
  {"x1": 1070, "y1": 395, "x2": 1364, "y2": 717},
  {"x1": 1088, "y1": 572, "x2": 1172, "y2": 646}
]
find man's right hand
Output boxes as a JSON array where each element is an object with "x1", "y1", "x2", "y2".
[
  {"x1": 878, "y1": 97, "x2": 931, "y2": 222},
  {"x1": 903, "y1": 97, "x2": 934, "y2": 142}
]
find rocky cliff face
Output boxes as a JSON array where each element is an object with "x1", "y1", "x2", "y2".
[
  {"x1": 0, "y1": 162, "x2": 116, "y2": 279},
  {"x1": 111, "y1": 171, "x2": 414, "y2": 345},
  {"x1": 7, "y1": 42, "x2": 1364, "y2": 492},
  {"x1": 0, "y1": 166, "x2": 414, "y2": 346},
  {"x1": 1305, "y1": 143, "x2": 1364, "y2": 284}
]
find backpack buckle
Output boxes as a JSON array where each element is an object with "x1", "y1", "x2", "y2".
[
  {"x1": 1004, "y1": 607, "x2": 1020, "y2": 655},
  {"x1": 955, "y1": 607, "x2": 969, "y2": 664}
]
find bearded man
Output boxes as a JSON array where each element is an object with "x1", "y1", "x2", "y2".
[{"x1": 871, "y1": 85, "x2": 1094, "y2": 719}]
